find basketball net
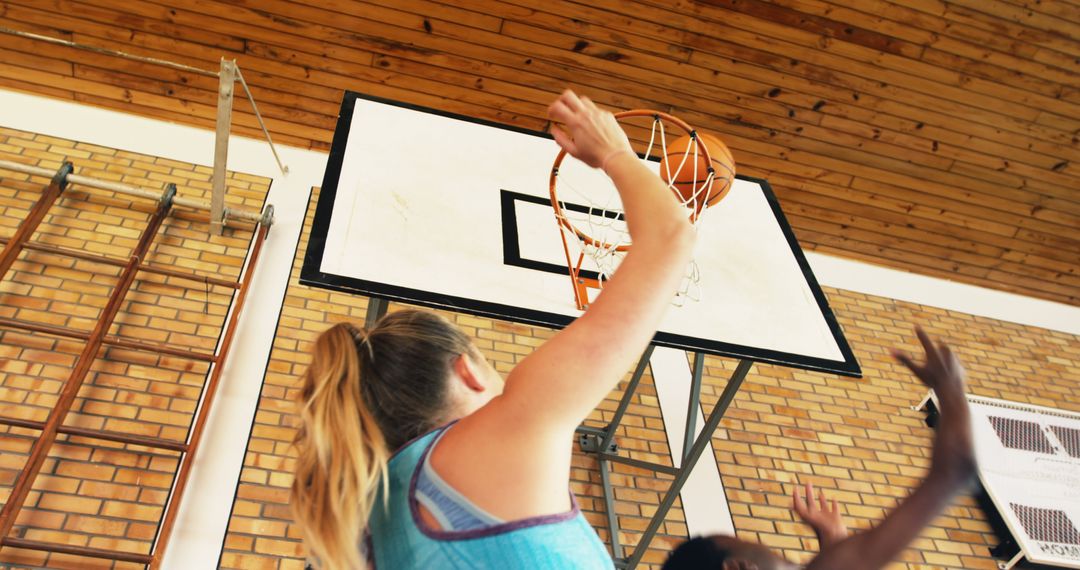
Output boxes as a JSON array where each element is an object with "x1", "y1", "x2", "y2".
[{"x1": 549, "y1": 111, "x2": 720, "y2": 311}]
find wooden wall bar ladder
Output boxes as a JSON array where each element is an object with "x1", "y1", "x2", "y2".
[{"x1": 0, "y1": 163, "x2": 273, "y2": 566}]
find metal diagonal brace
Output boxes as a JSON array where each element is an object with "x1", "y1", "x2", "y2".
[
  {"x1": 620, "y1": 359, "x2": 754, "y2": 570},
  {"x1": 682, "y1": 352, "x2": 706, "y2": 463}
]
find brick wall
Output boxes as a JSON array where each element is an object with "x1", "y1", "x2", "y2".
[
  {"x1": 0, "y1": 126, "x2": 269, "y2": 569},
  {"x1": 0, "y1": 126, "x2": 1076, "y2": 570},
  {"x1": 220, "y1": 186, "x2": 1079, "y2": 570}
]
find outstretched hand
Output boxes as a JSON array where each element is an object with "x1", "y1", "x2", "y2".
[
  {"x1": 800, "y1": 327, "x2": 976, "y2": 570},
  {"x1": 547, "y1": 89, "x2": 634, "y2": 170},
  {"x1": 891, "y1": 326, "x2": 966, "y2": 403},
  {"x1": 793, "y1": 482, "x2": 848, "y2": 548},
  {"x1": 892, "y1": 326, "x2": 975, "y2": 483}
]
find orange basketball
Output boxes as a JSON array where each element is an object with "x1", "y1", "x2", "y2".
[{"x1": 658, "y1": 132, "x2": 735, "y2": 208}]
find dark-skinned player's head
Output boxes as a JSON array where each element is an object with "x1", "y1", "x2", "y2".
[{"x1": 663, "y1": 535, "x2": 793, "y2": 570}]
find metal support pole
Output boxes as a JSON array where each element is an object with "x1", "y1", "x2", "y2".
[
  {"x1": 0, "y1": 29, "x2": 283, "y2": 229},
  {"x1": 0, "y1": 27, "x2": 219, "y2": 78},
  {"x1": 365, "y1": 297, "x2": 389, "y2": 328},
  {"x1": 598, "y1": 345, "x2": 655, "y2": 453},
  {"x1": 597, "y1": 451, "x2": 679, "y2": 476},
  {"x1": 0, "y1": 160, "x2": 266, "y2": 225},
  {"x1": 210, "y1": 58, "x2": 236, "y2": 236},
  {"x1": 599, "y1": 458, "x2": 623, "y2": 560},
  {"x1": 149, "y1": 222, "x2": 269, "y2": 567},
  {"x1": 0, "y1": 186, "x2": 175, "y2": 541},
  {"x1": 682, "y1": 352, "x2": 706, "y2": 463},
  {"x1": 0, "y1": 162, "x2": 71, "y2": 280},
  {"x1": 622, "y1": 359, "x2": 753, "y2": 570}
]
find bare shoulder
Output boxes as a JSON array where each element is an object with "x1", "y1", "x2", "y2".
[{"x1": 427, "y1": 398, "x2": 574, "y2": 521}]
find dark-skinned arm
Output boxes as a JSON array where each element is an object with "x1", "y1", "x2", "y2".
[{"x1": 804, "y1": 327, "x2": 976, "y2": 570}]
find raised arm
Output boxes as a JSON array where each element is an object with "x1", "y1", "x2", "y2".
[
  {"x1": 497, "y1": 90, "x2": 696, "y2": 434},
  {"x1": 804, "y1": 327, "x2": 976, "y2": 570},
  {"x1": 437, "y1": 91, "x2": 697, "y2": 518}
]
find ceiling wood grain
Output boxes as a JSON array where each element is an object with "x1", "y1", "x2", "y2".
[{"x1": 1, "y1": 0, "x2": 1077, "y2": 304}]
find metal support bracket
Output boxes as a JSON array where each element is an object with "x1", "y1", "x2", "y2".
[
  {"x1": 579, "y1": 432, "x2": 618, "y2": 454},
  {"x1": 259, "y1": 204, "x2": 275, "y2": 229},
  {"x1": 577, "y1": 346, "x2": 753, "y2": 570},
  {"x1": 996, "y1": 549, "x2": 1024, "y2": 570},
  {"x1": 52, "y1": 161, "x2": 73, "y2": 192},
  {"x1": 160, "y1": 183, "x2": 177, "y2": 210}
]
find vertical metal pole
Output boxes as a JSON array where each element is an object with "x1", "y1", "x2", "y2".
[
  {"x1": 681, "y1": 352, "x2": 705, "y2": 463},
  {"x1": 365, "y1": 297, "x2": 389, "y2": 328},
  {"x1": 0, "y1": 187, "x2": 174, "y2": 541},
  {"x1": 623, "y1": 359, "x2": 754, "y2": 570},
  {"x1": 0, "y1": 163, "x2": 71, "y2": 280},
  {"x1": 599, "y1": 458, "x2": 623, "y2": 560},
  {"x1": 149, "y1": 223, "x2": 269, "y2": 568},
  {"x1": 210, "y1": 58, "x2": 236, "y2": 236}
]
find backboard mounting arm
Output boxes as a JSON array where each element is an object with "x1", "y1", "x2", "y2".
[{"x1": 577, "y1": 351, "x2": 754, "y2": 569}]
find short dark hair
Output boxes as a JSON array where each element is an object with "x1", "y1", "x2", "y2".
[{"x1": 663, "y1": 536, "x2": 731, "y2": 570}]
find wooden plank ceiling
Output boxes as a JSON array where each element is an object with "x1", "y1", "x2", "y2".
[{"x1": 0, "y1": 0, "x2": 1077, "y2": 305}]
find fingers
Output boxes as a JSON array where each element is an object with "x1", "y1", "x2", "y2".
[
  {"x1": 941, "y1": 343, "x2": 963, "y2": 375},
  {"x1": 914, "y1": 325, "x2": 934, "y2": 353},
  {"x1": 558, "y1": 89, "x2": 586, "y2": 113},
  {"x1": 548, "y1": 89, "x2": 591, "y2": 123},
  {"x1": 793, "y1": 483, "x2": 807, "y2": 516},
  {"x1": 914, "y1": 325, "x2": 943, "y2": 366},
  {"x1": 550, "y1": 125, "x2": 577, "y2": 155},
  {"x1": 547, "y1": 99, "x2": 575, "y2": 124},
  {"x1": 817, "y1": 487, "x2": 828, "y2": 512},
  {"x1": 891, "y1": 349, "x2": 922, "y2": 378}
]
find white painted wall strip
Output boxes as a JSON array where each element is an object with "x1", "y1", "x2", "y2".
[
  {"x1": 0, "y1": 88, "x2": 325, "y2": 569},
  {"x1": 806, "y1": 252, "x2": 1080, "y2": 336},
  {"x1": 651, "y1": 346, "x2": 735, "y2": 537}
]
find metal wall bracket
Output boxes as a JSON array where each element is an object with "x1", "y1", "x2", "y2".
[
  {"x1": 259, "y1": 204, "x2": 275, "y2": 229},
  {"x1": 160, "y1": 183, "x2": 177, "y2": 209},
  {"x1": 579, "y1": 432, "x2": 618, "y2": 454},
  {"x1": 52, "y1": 161, "x2": 73, "y2": 192},
  {"x1": 990, "y1": 537, "x2": 1020, "y2": 560}
]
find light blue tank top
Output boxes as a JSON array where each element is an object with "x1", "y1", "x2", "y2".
[
  {"x1": 414, "y1": 428, "x2": 504, "y2": 531},
  {"x1": 367, "y1": 424, "x2": 615, "y2": 570}
]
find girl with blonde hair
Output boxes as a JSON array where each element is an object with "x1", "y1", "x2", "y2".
[{"x1": 291, "y1": 89, "x2": 697, "y2": 569}]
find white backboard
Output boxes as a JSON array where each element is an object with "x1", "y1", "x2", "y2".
[{"x1": 302, "y1": 92, "x2": 859, "y2": 376}]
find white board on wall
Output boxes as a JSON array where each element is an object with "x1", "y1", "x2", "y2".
[{"x1": 925, "y1": 393, "x2": 1080, "y2": 569}]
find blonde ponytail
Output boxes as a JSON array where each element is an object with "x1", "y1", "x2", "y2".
[
  {"x1": 291, "y1": 310, "x2": 475, "y2": 568},
  {"x1": 291, "y1": 323, "x2": 388, "y2": 570}
]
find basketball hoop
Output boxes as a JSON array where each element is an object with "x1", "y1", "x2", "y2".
[{"x1": 549, "y1": 110, "x2": 734, "y2": 310}]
